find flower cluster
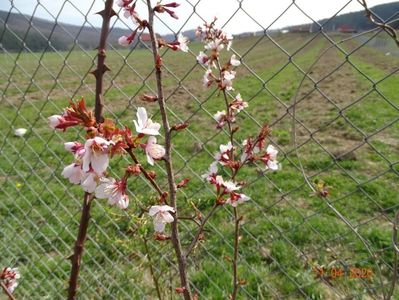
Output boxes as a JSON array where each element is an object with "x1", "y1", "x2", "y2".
[
  {"x1": 117, "y1": 0, "x2": 189, "y2": 53},
  {"x1": 117, "y1": 0, "x2": 146, "y2": 46},
  {"x1": 198, "y1": 21, "x2": 280, "y2": 206},
  {"x1": 49, "y1": 99, "x2": 166, "y2": 211},
  {"x1": 1, "y1": 267, "x2": 20, "y2": 294}
]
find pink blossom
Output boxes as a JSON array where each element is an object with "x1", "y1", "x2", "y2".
[
  {"x1": 221, "y1": 70, "x2": 236, "y2": 91},
  {"x1": 134, "y1": 107, "x2": 161, "y2": 136},
  {"x1": 82, "y1": 137, "x2": 111, "y2": 175},
  {"x1": 205, "y1": 39, "x2": 224, "y2": 52},
  {"x1": 118, "y1": 35, "x2": 130, "y2": 46},
  {"x1": 215, "y1": 141, "x2": 233, "y2": 165},
  {"x1": 145, "y1": 136, "x2": 166, "y2": 166},
  {"x1": 64, "y1": 142, "x2": 85, "y2": 157},
  {"x1": 201, "y1": 161, "x2": 218, "y2": 183},
  {"x1": 167, "y1": 34, "x2": 189, "y2": 52},
  {"x1": 149, "y1": 205, "x2": 175, "y2": 232},
  {"x1": 196, "y1": 51, "x2": 209, "y2": 66},
  {"x1": 116, "y1": 0, "x2": 133, "y2": 7},
  {"x1": 95, "y1": 177, "x2": 129, "y2": 209},
  {"x1": 213, "y1": 110, "x2": 226, "y2": 128},
  {"x1": 261, "y1": 145, "x2": 279, "y2": 171},
  {"x1": 61, "y1": 163, "x2": 83, "y2": 185},
  {"x1": 230, "y1": 93, "x2": 248, "y2": 113},
  {"x1": 48, "y1": 115, "x2": 64, "y2": 129},
  {"x1": 1, "y1": 267, "x2": 20, "y2": 294},
  {"x1": 203, "y1": 69, "x2": 213, "y2": 87},
  {"x1": 226, "y1": 193, "x2": 250, "y2": 207}
]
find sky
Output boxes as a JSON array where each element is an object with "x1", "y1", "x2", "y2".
[{"x1": 0, "y1": 0, "x2": 397, "y2": 35}]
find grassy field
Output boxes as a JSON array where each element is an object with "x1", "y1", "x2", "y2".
[{"x1": 1, "y1": 32, "x2": 399, "y2": 299}]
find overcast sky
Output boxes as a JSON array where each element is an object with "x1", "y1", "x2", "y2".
[{"x1": 0, "y1": 0, "x2": 397, "y2": 35}]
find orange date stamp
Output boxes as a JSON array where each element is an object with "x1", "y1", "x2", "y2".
[{"x1": 312, "y1": 266, "x2": 373, "y2": 280}]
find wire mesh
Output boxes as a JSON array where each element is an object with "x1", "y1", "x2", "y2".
[{"x1": 1, "y1": 0, "x2": 399, "y2": 298}]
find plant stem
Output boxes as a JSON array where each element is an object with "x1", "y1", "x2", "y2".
[
  {"x1": 143, "y1": 237, "x2": 163, "y2": 300},
  {"x1": 67, "y1": 192, "x2": 93, "y2": 300},
  {"x1": 231, "y1": 207, "x2": 240, "y2": 300},
  {"x1": 185, "y1": 203, "x2": 218, "y2": 258},
  {"x1": 93, "y1": 0, "x2": 114, "y2": 123},
  {"x1": 68, "y1": 1, "x2": 113, "y2": 298},
  {"x1": 145, "y1": 2, "x2": 192, "y2": 299},
  {"x1": 0, "y1": 281, "x2": 16, "y2": 300},
  {"x1": 126, "y1": 148, "x2": 164, "y2": 197}
]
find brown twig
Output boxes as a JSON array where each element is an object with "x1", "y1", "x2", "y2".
[
  {"x1": 185, "y1": 203, "x2": 218, "y2": 257},
  {"x1": 67, "y1": 192, "x2": 94, "y2": 299},
  {"x1": 145, "y1": 2, "x2": 192, "y2": 299},
  {"x1": 0, "y1": 281, "x2": 16, "y2": 300},
  {"x1": 92, "y1": 0, "x2": 115, "y2": 123},
  {"x1": 231, "y1": 207, "x2": 240, "y2": 299},
  {"x1": 218, "y1": 64, "x2": 241, "y2": 300},
  {"x1": 143, "y1": 237, "x2": 163, "y2": 300},
  {"x1": 126, "y1": 147, "x2": 164, "y2": 197},
  {"x1": 68, "y1": 1, "x2": 114, "y2": 299}
]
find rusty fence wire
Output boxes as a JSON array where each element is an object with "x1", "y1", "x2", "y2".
[{"x1": 1, "y1": 0, "x2": 399, "y2": 299}]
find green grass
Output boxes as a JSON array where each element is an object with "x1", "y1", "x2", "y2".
[{"x1": 1, "y1": 33, "x2": 399, "y2": 299}]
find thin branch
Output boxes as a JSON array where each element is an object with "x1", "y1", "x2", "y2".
[
  {"x1": 1, "y1": 281, "x2": 16, "y2": 300},
  {"x1": 68, "y1": 1, "x2": 114, "y2": 299},
  {"x1": 143, "y1": 237, "x2": 163, "y2": 300},
  {"x1": 231, "y1": 207, "x2": 240, "y2": 300},
  {"x1": 67, "y1": 192, "x2": 94, "y2": 299},
  {"x1": 126, "y1": 147, "x2": 164, "y2": 197},
  {"x1": 145, "y1": 2, "x2": 192, "y2": 299},
  {"x1": 92, "y1": 0, "x2": 115, "y2": 122},
  {"x1": 185, "y1": 203, "x2": 218, "y2": 257}
]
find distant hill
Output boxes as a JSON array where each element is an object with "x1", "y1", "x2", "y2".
[
  {"x1": 1, "y1": 1, "x2": 399, "y2": 52},
  {"x1": 290, "y1": 2, "x2": 399, "y2": 33},
  {"x1": 311, "y1": 1, "x2": 399, "y2": 32},
  {"x1": 0, "y1": 10, "x2": 134, "y2": 52}
]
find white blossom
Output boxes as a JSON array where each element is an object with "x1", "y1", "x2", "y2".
[
  {"x1": 82, "y1": 137, "x2": 110, "y2": 175},
  {"x1": 221, "y1": 70, "x2": 236, "y2": 91},
  {"x1": 133, "y1": 107, "x2": 161, "y2": 136},
  {"x1": 95, "y1": 177, "x2": 129, "y2": 209},
  {"x1": 61, "y1": 163, "x2": 83, "y2": 185},
  {"x1": 230, "y1": 54, "x2": 241, "y2": 66},
  {"x1": 149, "y1": 205, "x2": 175, "y2": 232},
  {"x1": 177, "y1": 34, "x2": 189, "y2": 52},
  {"x1": 80, "y1": 172, "x2": 99, "y2": 193},
  {"x1": 264, "y1": 145, "x2": 279, "y2": 171},
  {"x1": 14, "y1": 128, "x2": 27, "y2": 137},
  {"x1": 222, "y1": 180, "x2": 240, "y2": 192}
]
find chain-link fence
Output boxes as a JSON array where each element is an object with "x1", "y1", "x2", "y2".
[{"x1": 1, "y1": 0, "x2": 399, "y2": 298}]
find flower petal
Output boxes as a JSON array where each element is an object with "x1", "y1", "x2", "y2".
[
  {"x1": 154, "y1": 220, "x2": 166, "y2": 232},
  {"x1": 149, "y1": 205, "x2": 161, "y2": 216}
]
